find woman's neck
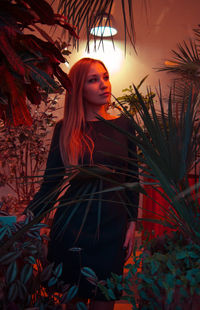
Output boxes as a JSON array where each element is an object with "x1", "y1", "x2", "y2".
[{"x1": 85, "y1": 106, "x2": 111, "y2": 121}]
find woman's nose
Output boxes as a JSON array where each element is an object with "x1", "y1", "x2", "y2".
[{"x1": 100, "y1": 78, "x2": 107, "y2": 88}]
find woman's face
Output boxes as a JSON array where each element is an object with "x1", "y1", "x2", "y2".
[{"x1": 83, "y1": 62, "x2": 111, "y2": 106}]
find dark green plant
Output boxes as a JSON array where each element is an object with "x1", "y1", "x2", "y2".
[
  {"x1": 98, "y1": 231, "x2": 200, "y2": 309},
  {"x1": 115, "y1": 76, "x2": 155, "y2": 116},
  {"x1": 102, "y1": 83, "x2": 200, "y2": 244},
  {"x1": 0, "y1": 208, "x2": 91, "y2": 310},
  {"x1": 0, "y1": 210, "x2": 65, "y2": 309}
]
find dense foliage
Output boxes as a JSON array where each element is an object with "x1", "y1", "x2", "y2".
[
  {"x1": 0, "y1": 95, "x2": 58, "y2": 215},
  {"x1": 0, "y1": 0, "x2": 77, "y2": 126}
]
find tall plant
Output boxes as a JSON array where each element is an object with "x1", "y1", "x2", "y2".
[{"x1": 101, "y1": 84, "x2": 200, "y2": 244}]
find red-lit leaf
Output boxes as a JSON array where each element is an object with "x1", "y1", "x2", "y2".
[
  {"x1": 54, "y1": 65, "x2": 72, "y2": 91},
  {"x1": 24, "y1": 0, "x2": 55, "y2": 25},
  {"x1": 0, "y1": 30, "x2": 25, "y2": 76},
  {"x1": 54, "y1": 14, "x2": 79, "y2": 39},
  {"x1": 27, "y1": 36, "x2": 66, "y2": 63},
  {"x1": 4, "y1": 69, "x2": 32, "y2": 126},
  {"x1": 0, "y1": 1, "x2": 35, "y2": 25},
  {"x1": 33, "y1": 24, "x2": 55, "y2": 45},
  {"x1": 26, "y1": 83, "x2": 41, "y2": 106},
  {"x1": 27, "y1": 63, "x2": 59, "y2": 93}
]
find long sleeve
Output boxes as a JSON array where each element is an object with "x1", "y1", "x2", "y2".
[{"x1": 26, "y1": 121, "x2": 65, "y2": 217}]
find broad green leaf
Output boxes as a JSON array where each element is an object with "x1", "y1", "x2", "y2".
[
  {"x1": 48, "y1": 276, "x2": 57, "y2": 287},
  {"x1": 107, "y1": 288, "x2": 116, "y2": 300},
  {"x1": 27, "y1": 63, "x2": 59, "y2": 92},
  {"x1": 7, "y1": 282, "x2": 18, "y2": 302},
  {"x1": 151, "y1": 284, "x2": 160, "y2": 297},
  {"x1": 176, "y1": 251, "x2": 187, "y2": 260},
  {"x1": 166, "y1": 288, "x2": 174, "y2": 305},
  {"x1": 17, "y1": 281, "x2": 27, "y2": 300},
  {"x1": 40, "y1": 262, "x2": 54, "y2": 281},
  {"x1": 53, "y1": 263, "x2": 63, "y2": 278},
  {"x1": 76, "y1": 302, "x2": 88, "y2": 310},
  {"x1": 81, "y1": 267, "x2": 98, "y2": 281},
  {"x1": 0, "y1": 251, "x2": 21, "y2": 265},
  {"x1": 165, "y1": 273, "x2": 175, "y2": 288},
  {"x1": 167, "y1": 260, "x2": 175, "y2": 273},
  {"x1": 6, "y1": 261, "x2": 17, "y2": 284},
  {"x1": 139, "y1": 289, "x2": 150, "y2": 301},
  {"x1": 20, "y1": 263, "x2": 33, "y2": 284},
  {"x1": 107, "y1": 278, "x2": 115, "y2": 289},
  {"x1": 97, "y1": 282, "x2": 110, "y2": 300},
  {"x1": 25, "y1": 256, "x2": 36, "y2": 265},
  {"x1": 138, "y1": 273, "x2": 154, "y2": 285},
  {"x1": 66, "y1": 285, "x2": 78, "y2": 301},
  {"x1": 150, "y1": 260, "x2": 159, "y2": 275}
]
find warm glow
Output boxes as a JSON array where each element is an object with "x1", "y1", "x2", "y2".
[{"x1": 83, "y1": 40, "x2": 123, "y2": 74}]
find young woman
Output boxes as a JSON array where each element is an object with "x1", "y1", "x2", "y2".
[{"x1": 27, "y1": 58, "x2": 139, "y2": 310}]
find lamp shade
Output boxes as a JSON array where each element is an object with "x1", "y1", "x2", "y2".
[{"x1": 90, "y1": 14, "x2": 117, "y2": 37}]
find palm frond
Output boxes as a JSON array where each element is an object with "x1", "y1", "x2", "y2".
[
  {"x1": 158, "y1": 25, "x2": 200, "y2": 85},
  {"x1": 54, "y1": 0, "x2": 150, "y2": 51}
]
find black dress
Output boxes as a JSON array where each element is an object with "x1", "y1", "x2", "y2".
[{"x1": 28, "y1": 114, "x2": 139, "y2": 300}]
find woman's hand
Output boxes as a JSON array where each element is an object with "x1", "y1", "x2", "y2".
[{"x1": 123, "y1": 221, "x2": 136, "y2": 262}]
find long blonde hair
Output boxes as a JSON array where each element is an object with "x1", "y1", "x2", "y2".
[{"x1": 59, "y1": 58, "x2": 109, "y2": 166}]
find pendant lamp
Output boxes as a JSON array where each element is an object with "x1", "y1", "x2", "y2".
[{"x1": 90, "y1": 13, "x2": 117, "y2": 37}]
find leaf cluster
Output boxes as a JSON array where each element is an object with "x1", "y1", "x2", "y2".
[
  {"x1": 0, "y1": 96, "x2": 58, "y2": 215},
  {"x1": 0, "y1": 210, "x2": 66, "y2": 309},
  {"x1": 115, "y1": 76, "x2": 155, "y2": 116},
  {"x1": 158, "y1": 24, "x2": 200, "y2": 86},
  {"x1": 100, "y1": 232, "x2": 200, "y2": 309},
  {"x1": 0, "y1": 0, "x2": 78, "y2": 126}
]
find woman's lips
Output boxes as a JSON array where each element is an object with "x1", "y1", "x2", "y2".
[{"x1": 100, "y1": 92, "x2": 110, "y2": 97}]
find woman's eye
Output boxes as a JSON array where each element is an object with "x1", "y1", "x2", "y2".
[
  {"x1": 88, "y1": 78, "x2": 97, "y2": 83},
  {"x1": 104, "y1": 75, "x2": 109, "y2": 81}
]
